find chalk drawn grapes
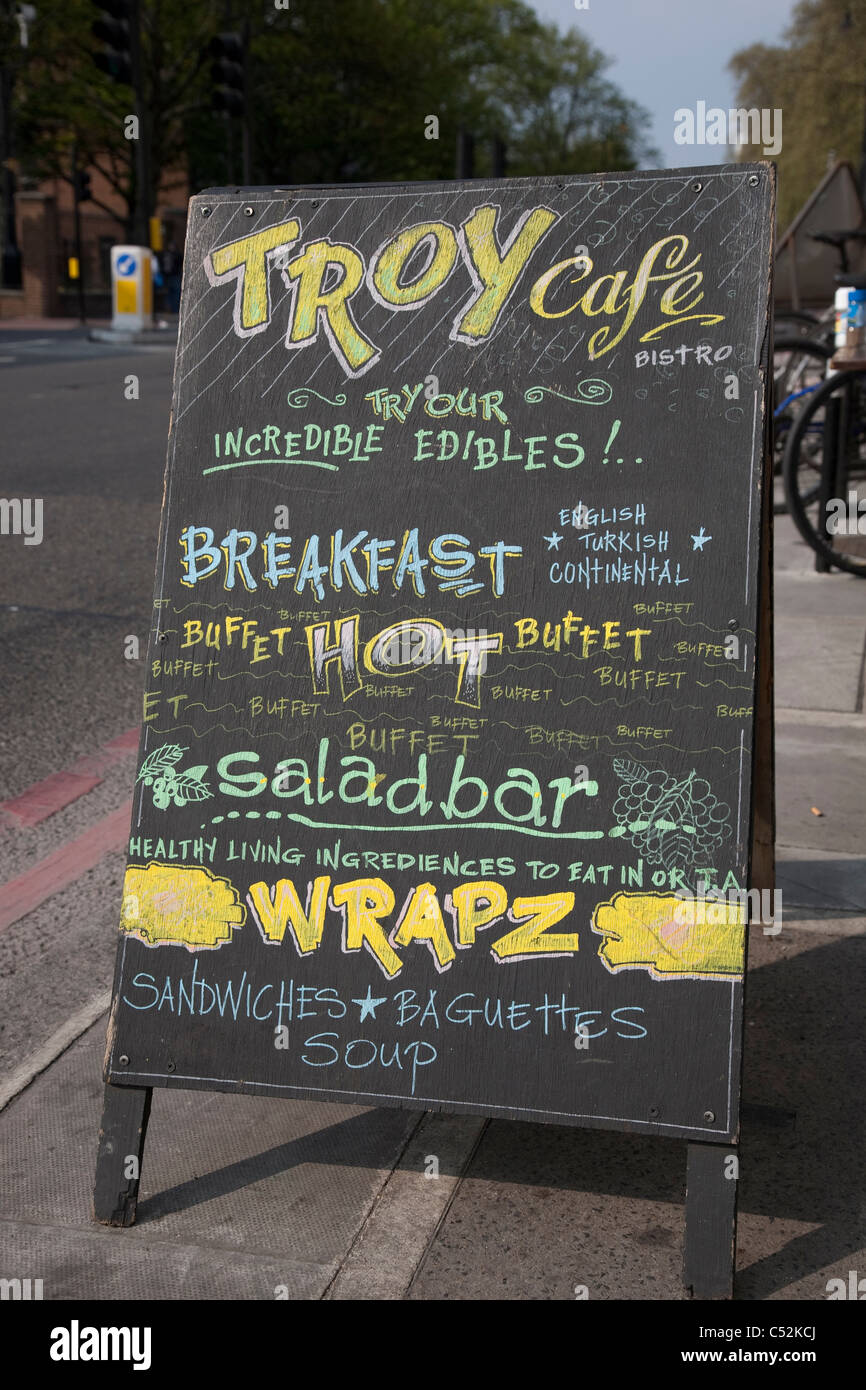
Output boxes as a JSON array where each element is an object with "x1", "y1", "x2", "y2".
[{"x1": 611, "y1": 758, "x2": 731, "y2": 871}]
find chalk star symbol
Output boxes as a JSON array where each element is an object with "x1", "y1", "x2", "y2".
[
  {"x1": 691, "y1": 527, "x2": 712, "y2": 551},
  {"x1": 353, "y1": 986, "x2": 388, "y2": 1021},
  {"x1": 544, "y1": 530, "x2": 564, "y2": 551}
]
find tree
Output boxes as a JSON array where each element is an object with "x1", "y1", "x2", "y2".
[
  {"x1": 729, "y1": 0, "x2": 866, "y2": 229},
  {"x1": 243, "y1": 0, "x2": 655, "y2": 183},
  {"x1": 14, "y1": 0, "x2": 656, "y2": 227},
  {"x1": 489, "y1": 23, "x2": 657, "y2": 175},
  {"x1": 15, "y1": 0, "x2": 216, "y2": 236}
]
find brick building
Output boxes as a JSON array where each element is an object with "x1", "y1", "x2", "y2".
[{"x1": 0, "y1": 160, "x2": 189, "y2": 320}]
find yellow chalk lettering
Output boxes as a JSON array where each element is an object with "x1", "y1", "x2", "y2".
[
  {"x1": 285, "y1": 239, "x2": 377, "y2": 374},
  {"x1": 207, "y1": 219, "x2": 301, "y2": 331},
  {"x1": 490, "y1": 892, "x2": 578, "y2": 961},
  {"x1": 578, "y1": 271, "x2": 629, "y2": 317},
  {"x1": 456, "y1": 205, "x2": 557, "y2": 341},
  {"x1": 332, "y1": 877, "x2": 402, "y2": 977},
  {"x1": 587, "y1": 234, "x2": 698, "y2": 358},
  {"x1": 528, "y1": 256, "x2": 593, "y2": 319},
  {"x1": 450, "y1": 881, "x2": 508, "y2": 946},
  {"x1": 393, "y1": 883, "x2": 456, "y2": 968},
  {"x1": 247, "y1": 877, "x2": 330, "y2": 952},
  {"x1": 372, "y1": 222, "x2": 458, "y2": 307}
]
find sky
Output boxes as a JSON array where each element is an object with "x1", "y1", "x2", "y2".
[{"x1": 529, "y1": 0, "x2": 798, "y2": 168}]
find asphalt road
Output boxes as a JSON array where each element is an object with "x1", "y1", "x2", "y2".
[
  {"x1": 0, "y1": 331, "x2": 173, "y2": 1074},
  {"x1": 0, "y1": 331, "x2": 172, "y2": 779}
]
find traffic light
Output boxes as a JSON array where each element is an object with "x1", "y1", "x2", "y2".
[
  {"x1": 91, "y1": 0, "x2": 132, "y2": 85},
  {"x1": 210, "y1": 32, "x2": 244, "y2": 116},
  {"x1": 73, "y1": 169, "x2": 93, "y2": 203}
]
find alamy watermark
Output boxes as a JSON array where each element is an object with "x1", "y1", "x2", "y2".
[
  {"x1": 674, "y1": 881, "x2": 781, "y2": 935},
  {"x1": 826, "y1": 492, "x2": 866, "y2": 536},
  {"x1": 49, "y1": 1322, "x2": 151, "y2": 1370},
  {"x1": 1, "y1": 1277, "x2": 43, "y2": 1300},
  {"x1": 826, "y1": 1271, "x2": 866, "y2": 1299},
  {"x1": 674, "y1": 103, "x2": 782, "y2": 157},
  {"x1": 372, "y1": 625, "x2": 491, "y2": 671},
  {"x1": 0, "y1": 497, "x2": 42, "y2": 545}
]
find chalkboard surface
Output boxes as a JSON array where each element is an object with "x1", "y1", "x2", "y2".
[{"x1": 106, "y1": 166, "x2": 774, "y2": 1142}]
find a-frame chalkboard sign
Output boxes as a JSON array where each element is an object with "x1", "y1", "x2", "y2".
[{"x1": 94, "y1": 165, "x2": 775, "y2": 1299}]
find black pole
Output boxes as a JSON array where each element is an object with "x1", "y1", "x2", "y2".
[
  {"x1": 0, "y1": 9, "x2": 21, "y2": 288},
  {"x1": 456, "y1": 128, "x2": 474, "y2": 180},
  {"x1": 221, "y1": 0, "x2": 237, "y2": 184},
  {"x1": 225, "y1": 111, "x2": 234, "y2": 184},
  {"x1": 129, "y1": 0, "x2": 149, "y2": 245},
  {"x1": 491, "y1": 136, "x2": 507, "y2": 178},
  {"x1": 72, "y1": 152, "x2": 87, "y2": 325},
  {"x1": 241, "y1": 17, "x2": 252, "y2": 184}
]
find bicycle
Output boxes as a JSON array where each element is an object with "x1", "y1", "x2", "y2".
[
  {"x1": 773, "y1": 332, "x2": 833, "y2": 513},
  {"x1": 774, "y1": 226, "x2": 866, "y2": 518},
  {"x1": 782, "y1": 294, "x2": 866, "y2": 576}
]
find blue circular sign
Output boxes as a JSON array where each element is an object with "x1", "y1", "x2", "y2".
[{"x1": 116, "y1": 253, "x2": 137, "y2": 276}]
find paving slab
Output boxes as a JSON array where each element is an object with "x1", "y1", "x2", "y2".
[
  {"x1": 777, "y1": 846, "x2": 866, "y2": 915},
  {"x1": 0, "y1": 1023, "x2": 420, "y2": 1300},
  {"x1": 774, "y1": 721, "x2": 866, "y2": 854},
  {"x1": 327, "y1": 1112, "x2": 487, "y2": 1300},
  {"x1": 1, "y1": 1221, "x2": 327, "y2": 1301},
  {"x1": 773, "y1": 614, "x2": 865, "y2": 712},
  {"x1": 772, "y1": 571, "x2": 866, "y2": 623},
  {"x1": 407, "y1": 923, "x2": 866, "y2": 1300}
]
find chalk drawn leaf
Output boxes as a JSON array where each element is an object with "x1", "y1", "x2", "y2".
[
  {"x1": 612, "y1": 757, "x2": 646, "y2": 784},
  {"x1": 136, "y1": 744, "x2": 188, "y2": 784},
  {"x1": 169, "y1": 773, "x2": 213, "y2": 805}
]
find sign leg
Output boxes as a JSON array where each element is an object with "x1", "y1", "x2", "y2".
[
  {"x1": 92, "y1": 1083, "x2": 153, "y2": 1227},
  {"x1": 683, "y1": 1140, "x2": 738, "y2": 1299}
]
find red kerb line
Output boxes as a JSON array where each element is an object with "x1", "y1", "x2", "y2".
[{"x1": 1, "y1": 727, "x2": 139, "y2": 827}]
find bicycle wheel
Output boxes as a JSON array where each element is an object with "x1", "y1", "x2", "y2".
[
  {"x1": 782, "y1": 368, "x2": 866, "y2": 576},
  {"x1": 775, "y1": 310, "x2": 823, "y2": 337},
  {"x1": 773, "y1": 335, "x2": 832, "y2": 514}
]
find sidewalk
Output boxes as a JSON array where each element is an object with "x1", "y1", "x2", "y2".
[
  {"x1": 0, "y1": 316, "x2": 178, "y2": 340},
  {"x1": 0, "y1": 318, "x2": 110, "y2": 331},
  {"x1": 1, "y1": 514, "x2": 863, "y2": 1301}
]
